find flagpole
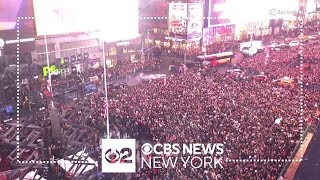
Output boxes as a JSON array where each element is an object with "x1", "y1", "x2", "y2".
[
  {"x1": 101, "y1": 37, "x2": 110, "y2": 139},
  {"x1": 44, "y1": 34, "x2": 53, "y2": 107}
]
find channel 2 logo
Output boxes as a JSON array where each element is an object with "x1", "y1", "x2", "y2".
[{"x1": 101, "y1": 139, "x2": 136, "y2": 173}]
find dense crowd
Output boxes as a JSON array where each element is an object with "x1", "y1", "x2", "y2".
[
  {"x1": 86, "y1": 60, "x2": 159, "y2": 81},
  {"x1": 0, "y1": 141, "x2": 12, "y2": 172},
  {"x1": 104, "y1": 72, "x2": 318, "y2": 179},
  {"x1": 237, "y1": 41, "x2": 320, "y2": 87},
  {"x1": 159, "y1": 33, "x2": 296, "y2": 60},
  {"x1": 103, "y1": 32, "x2": 320, "y2": 179},
  {"x1": 1, "y1": 26, "x2": 320, "y2": 179},
  {"x1": 160, "y1": 42, "x2": 237, "y2": 60}
]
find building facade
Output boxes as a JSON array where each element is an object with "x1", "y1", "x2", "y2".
[{"x1": 33, "y1": 33, "x2": 142, "y2": 76}]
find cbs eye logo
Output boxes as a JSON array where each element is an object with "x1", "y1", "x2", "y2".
[
  {"x1": 105, "y1": 148, "x2": 133, "y2": 164},
  {"x1": 101, "y1": 139, "x2": 136, "y2": 173}
]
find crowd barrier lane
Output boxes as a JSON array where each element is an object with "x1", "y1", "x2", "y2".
[{"x1": 279, "y1": 125, "x2": 315, "y2": 177}]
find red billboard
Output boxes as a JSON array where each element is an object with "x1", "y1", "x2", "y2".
[
  {"x1": 168, "y1": 3, "x2": 188, "y2": 39},
  {"x1": 207, "y1": 0, "x2": 231, "y2": 26}
]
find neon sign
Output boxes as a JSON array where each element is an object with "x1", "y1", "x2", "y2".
[{"x1": 43, "y1": 65, "x2": 62, "y2": 77}]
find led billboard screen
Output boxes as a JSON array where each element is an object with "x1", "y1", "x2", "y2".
[
  {"x1": 33, "y1": 0, "x2": 140, "y2": 42},
  {"x1": 0, "y1": 0, "x2": 23, "y2": 30},
  {"x1": 168, "y1": 3, "x2": 188, "y2": 39},
  {"x1": 206, "y1": 0, "x2": 300, "y2": 26},
  {"x1": 207, "y1": 0, "x2": 231, "y2": 26},
  {"x1": 187, "y1": 3, "x2": 204, "y2": 40}
]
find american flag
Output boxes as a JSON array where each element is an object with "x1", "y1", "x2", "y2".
[{"x1": 103, "y1": 97, "x2": 108, "y2": 118}]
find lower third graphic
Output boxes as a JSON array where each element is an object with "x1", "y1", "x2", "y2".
[{"x1": 101, "y1": 139, "x2": 136, "y2": 173}]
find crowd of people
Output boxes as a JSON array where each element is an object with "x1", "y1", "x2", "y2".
[
  {"x1": 0, "y1": 141, "x2": 12, "y2": 172},
  {"x1": 104, "y1": 72, "x2": 318, "y2": 179},
  {"x1": 38, "y1": 32, "x2": 319, "y2": 179},
  {"x1": 236, "y1": 40, "x2": 320, "y2": 87},
  {"x1": 0, "y1": 25, "x2": 320, "y2": 179},
  {"x1": 156, "y1": 32, "x2": 296, "y2": 61},
  {"x1": 103, "y1": 32, "x2": 320, "y2": 179},
  {"x1": 86, "y1": 59, "x2": 159, "y2": 82},
  {"x1": 159, "y1": 42, "x2": 237, "y2": 60}
]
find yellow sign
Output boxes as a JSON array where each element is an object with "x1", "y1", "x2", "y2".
[{"x1": 43, "y1": 65, "x2": 62, "y2": 77}]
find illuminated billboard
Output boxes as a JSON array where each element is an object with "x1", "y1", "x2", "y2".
[
  {"x1": 0, "y1": 0, "x2": 23, "y2": 30},
  {"x1": 306, "y1": 0, "x2": 316, "y2": 13},
  {"x1": 187, "y1": 3, "x2": 204, "y2": 40},
  {"x1": 43, "y1": 65, "x2": 62, "y2": 77},
  {"x1": 202, "y1": 27, "x2": 215, "y2": 45},
  {"x1": 33, "y1": 0, "x2": 140, "y2": 42},
  {"x1": 207, "y1": 0, "x2": 231, "y2": 26},
  {"x1": 206, "y1": 0, "x2": 300, "y2": 26},
  {"x1": 168, "y1": 3, "x2": 188, "y2": 39}
]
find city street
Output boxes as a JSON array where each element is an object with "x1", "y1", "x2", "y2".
[{"x1": 0, "y1": 0, "x2": 320, "y2": 179}]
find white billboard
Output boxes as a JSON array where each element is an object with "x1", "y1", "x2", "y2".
[
  {"x1": 207, "y1": 0, "x2": 300, "y2": 25},
  {"x1": 168, "y1": 3, "x2": 188, "y2": 39},
  {"x1": 33, "y1": 0, "x2": 140, "y2": 42},
  {"x1": 187, "y1": 3, "x2": 203, "y2": 40}
]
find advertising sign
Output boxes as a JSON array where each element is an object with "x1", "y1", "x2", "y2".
[
  {"x1": 63, "y1": 57, "x2": 70, "y2": 66},
  {"x1": 208, "y1": 0, "x2": 231, "y2": 26},
  {"x1": 168, "y1": 3, "x2": 188, "y2": 39},
  {"x1": 0, "y1": 0, "x2": 22, "y2": 30},
  {"x1": 202, "y1": 28, "x2": 209, "y2": 47},
  {"x1": 43, "y1": 65, "x2": 62, "y2": 77},
  {"x1": 33, "y1": 0, "x2": 139, "y2": 42},
  {"x1": 70, "y1": 55, "x2": 77, "y2": 63},
  {"x1": 208, "y1": 27, "x2": 214, "y2": 45},
  {"x1": 88, "y1": 60, "x2": 101, "y2": 69},
  {"x1": 77, "y1": 54, "x2": 83, "y2": 61},
  {"x1": 187, "y1": 3, "x2": 204, "y2": 40}
]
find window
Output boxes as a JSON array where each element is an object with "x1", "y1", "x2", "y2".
[
  {"x1": 36, "y1": 44, "x2": 55, "y2": 54},
  {"x1": 60, "y1": 39, "x2": 99, "y2": 50},
  {"x1": 79, "y1": 46, "x2": 99, "y2": 54},
  {"x1": 60, "y1": 49, "x2": 77, "y2": 58},
  {"x1": 37, "y1": 52, "x2": 56, "y2": 64}
]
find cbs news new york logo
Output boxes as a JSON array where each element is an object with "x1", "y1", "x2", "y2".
[{"x1": 101, "y1": 139, "x2": 136, "y2": 173}]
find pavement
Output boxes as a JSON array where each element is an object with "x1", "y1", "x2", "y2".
[
  {"x1": 2, "y1": 50, "x2": 245, "y2": 123},
  {"x1": 103, "y1": 56, "x2": 186, "y2": 86},
  {"x1": 103, "y1": 53, "x2": 244, "y2": 86}
]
